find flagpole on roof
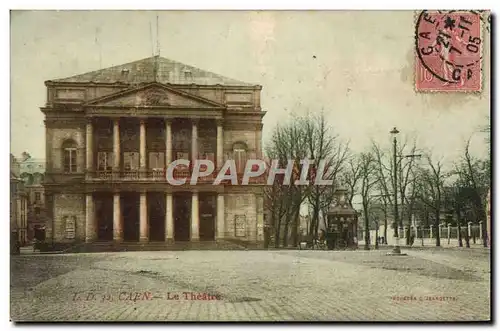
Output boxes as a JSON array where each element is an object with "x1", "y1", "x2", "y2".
[
  {"x1": 95, "y1": 27, "x2": 102, "y2": 70},
  {"x1": 156, "y1": 14, "x2": 160, "y2": 57},
  {"x1": 149, "y1": 22, "x2": 154, "y2": 57},
  {"x1": 154, "y1": 14, "x2": 160, "y2": 82}
]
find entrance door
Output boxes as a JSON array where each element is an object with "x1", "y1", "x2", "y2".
[
  {"x1": 95, "y1": 193, "x2": 113, "y2": 241},
  {"x1": 122, "y1": 193, "x2": 140, "y2": 241},
  {"x1": 174, "y1": 193, "x2": 191, "y2": 241},
  {"x1": 199, "y1": 193, "x2": 216, "y2": 241},
  {"x1": 148, "y1": 192, "x2": 165, "y2": 241}
]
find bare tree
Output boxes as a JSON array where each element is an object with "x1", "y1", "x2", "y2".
[
  {"x1": 305, "y1": 113, "x2": 349, "y2": 239},
  {"x1": 454, "y1": 137, "x2": 490, "y2": 246},
  {"x1": 264, "y1": 116, "x2": 309, "y2": 247},
  {"x1": 371, "y1": 142, "x2": 394, "y2": 242},
  {"x1": 372, "y1": 138, "x2": 420, "y2": 244},
  {"x1": 358, "y1": 152, "x2": 378, "y2": 250},
  {"x1": 416, "y1": 153, "x2": 446, "y2": 247},
  {"x1": 343, "y1": 157, "x2": 362, "y2": 206}
]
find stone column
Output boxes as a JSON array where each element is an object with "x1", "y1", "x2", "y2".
[
  {"x1": 191, "y1": 118, "x2": 198, "y2": 164},
  {"x1": 140, "y1": 192, "x2": 148, "y2": 242},
  {"x1": 140, "y1": 119, "x2": 147, "y2": 177},
  {"x1": 113, "y1": 118, "x2": 121, "y2": 174},
  {"x1": 191, "y1": 191, "x2": 199, "y2": 241},
  {"x1": 165, "y1": 193, "x2": 173, "y2": 241},
  {"x1": 216, "y1": 119, "x2": 224, "y2": 168},
  {"x1": 479, "y1": 221, "x2": 483, "y2": 239},
  {"x1": 166, "y1": 119, "x2": 172, "y2": 165},
  {"x1": 216, "y1": 193, "x2": 225, "y2": 239},
  {"x1": 113, "y1": 193, "x2": 122, "y2": 242},
  {"x1": 430, "y1": 225, "x2": 433, "y2": 240},
  {"x1": 85, "y1": 193, "x2": 95, "y2": 242},
  {"x1": 468, "y1": 222, "x2": 472, "y2": 237},
  {"x1": 85, "y1": 119, "x2": 93, "y2": 179}
]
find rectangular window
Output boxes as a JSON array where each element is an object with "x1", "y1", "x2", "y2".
[
  {"x1": 97, "y1": 152, "x2": 113, "y2": 171},
  {"x1": 63, "y1": 148, "x2": 77, "y2": 173},
  {"x1": 35, "y1": 192, "x2": 41, "y2": 202},
  {"x1": 123, "y1": 152, "x2": 139, "y2": 171},
  {"x1": 149, "y1": 152, "x2": 165, "y2": 170}
]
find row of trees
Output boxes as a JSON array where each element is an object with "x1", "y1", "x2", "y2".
[{"x1": 264, "y1": 114, "x2": 491, "y2": 248}]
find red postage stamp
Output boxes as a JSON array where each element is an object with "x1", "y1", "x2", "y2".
[{"x1": 415, "y1": 10, "x2": 483, "y2": 92}]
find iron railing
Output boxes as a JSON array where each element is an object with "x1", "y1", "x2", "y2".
[{"x1": 87, "y1": 169, "x2": 267, "y2": 184}]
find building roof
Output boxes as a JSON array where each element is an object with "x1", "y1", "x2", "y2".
[{"x1": 48, "y1": 56, "x2": 257, "y2": 87}]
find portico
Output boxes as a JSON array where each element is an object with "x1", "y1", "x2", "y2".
[{"x1": 85, "y1": 190, "x2": 224, "y2": 243}]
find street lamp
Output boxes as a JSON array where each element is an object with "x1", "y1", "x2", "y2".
[
  {"x1": 387, "y1": 127, "x2": 422, "y2": 255},
  {"x1": 390, "y1": 127, "x2": 402, "y2": 255}
]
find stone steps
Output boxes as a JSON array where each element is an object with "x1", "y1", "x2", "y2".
[{"x1": 65, "y1": 240, "x2": 249, "y2": 253}]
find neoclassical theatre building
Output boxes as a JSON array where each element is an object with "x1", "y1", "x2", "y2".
[{"x1": 41, "y1": 56, "x2": 265, "y2": 247}]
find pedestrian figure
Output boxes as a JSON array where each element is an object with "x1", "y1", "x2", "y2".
[{"x1": 410, "y1": 233, "x2": 415, "y2": 247}]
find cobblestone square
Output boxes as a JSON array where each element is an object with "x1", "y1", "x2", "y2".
[{"x1": 10, "y1": 248, "x2": 490, "y2": 322}]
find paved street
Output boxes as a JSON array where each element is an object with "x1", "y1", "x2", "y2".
[{"x1": 10, "y1": 248, "x2": 490, "y2": 322}]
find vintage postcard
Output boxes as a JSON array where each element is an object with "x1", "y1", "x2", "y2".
[{"x1": 10, "y1": 10, "x2": 491, "y2": 322}]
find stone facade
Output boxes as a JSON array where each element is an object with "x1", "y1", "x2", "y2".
[
  {"x1": 41, "y1": 56, "x2": 266, "y2": 247},
  {"x1": 10, "y1": 154, "x2": 28, "y2": 245}
]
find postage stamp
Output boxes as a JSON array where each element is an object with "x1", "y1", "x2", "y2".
[{"x1": 415, "y1": 10, "x2": 483, "y2": 92}]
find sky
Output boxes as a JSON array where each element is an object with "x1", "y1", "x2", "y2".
[{"x1": 10, "y1": 10, "x2": 491, "y2": 165}]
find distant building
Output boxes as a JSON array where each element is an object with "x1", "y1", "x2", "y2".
[
  {"x1": 299, "y1": 214, "x2": 311, "y2": 236},
  {"x1": 10, "y1": 154, "x2": 28, "y2": 245},
  {"x1": 18, "y1": 154, "x2": 47, "y2": 241}
]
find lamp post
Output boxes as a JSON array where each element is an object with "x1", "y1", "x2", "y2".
[{"x1": 390, "y1": 127, "x2": 402, "y2": 255}]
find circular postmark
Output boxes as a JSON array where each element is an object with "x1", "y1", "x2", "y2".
[{"x1": 415, "y1": 10, "x2": 482, "y2": 86}]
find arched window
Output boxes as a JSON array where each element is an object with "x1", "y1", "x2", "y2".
[
  {"x1": 62, "y1": 140, "x2": 78, "y2": 173},
  {"x1": 233, "y1": 142, "x2": 247, "y2": 173}
]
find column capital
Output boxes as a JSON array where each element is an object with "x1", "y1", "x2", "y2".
[
  {"x1": 165, "y1": 118, "x2": 173, "y2": 125},
  {"x1": 216, "y1": 118, "x2": 224, "y2": 127},
  {"x1": 139, "y1": 118, "x2": 147, "y2": 125},
  {"x1": 86, "y1": 118, "x2": 94, "y2": 125},
  {"x1": 191, "y1": 117, "x2": 200, "y2": 126},
  {"x1": 112, "y1": 117, "x2": 121, "y2": 124}
]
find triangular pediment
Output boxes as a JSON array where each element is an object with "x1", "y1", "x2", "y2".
[{"x1": 84, "y1": 83, "x2": 225, "y2": 108}]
